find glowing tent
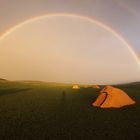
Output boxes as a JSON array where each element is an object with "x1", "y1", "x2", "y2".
[
  {"x1": 92, "y1": 86, "x2": 135, "y2": 108},
  {"x1": 72, "y1": 85, "x2": 80, "y2": 89}
]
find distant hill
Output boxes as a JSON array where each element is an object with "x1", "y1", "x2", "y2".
[
  {"x1": 122, "y1": 82, "x2": 140, "y2": 86},
  {"x1": 131, "y1": 82, "x2": 140, "y2": 85},
  {"x1": 0, "y1": 78, "x2": 8, "y2": 81},
  {"x1": 114, "y1": 82, "x2": 140, "y2": 89},
  {"x1": 20, "y1": 80, "x2": 73, "y2": 87}
]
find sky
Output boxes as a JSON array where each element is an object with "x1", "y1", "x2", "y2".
[
  {"x1": 0, "y1": 0, "x2": 140, "y2": 55},
  {"x1": 0, "y1": 0, "x2": 140, "y2": 84}
]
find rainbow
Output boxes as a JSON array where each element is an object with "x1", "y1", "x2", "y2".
[{"x1": 0, "y1": 13, "x2": 140, "y2": 66}]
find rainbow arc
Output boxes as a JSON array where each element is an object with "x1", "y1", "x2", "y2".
[{"x1": 0, "y1": 13, "x2": 139, "y2": 66}]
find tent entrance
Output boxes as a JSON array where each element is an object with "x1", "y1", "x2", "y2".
[{"x1": 99, "y1": 92, "x2": 108, "y2": 106}]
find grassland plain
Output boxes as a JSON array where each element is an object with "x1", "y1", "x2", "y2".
[{"x1": 0, "y1": 81, "x2": 140, "y2": 140}]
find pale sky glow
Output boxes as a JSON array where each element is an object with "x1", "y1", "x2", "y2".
[
  {"x1": 0, "y1": 16, "x2": 139, "y2": 84},
  {"x1": 0, "y1": 0, "x2": 140, "y2": 57}
]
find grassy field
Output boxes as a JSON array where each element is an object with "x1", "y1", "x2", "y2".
[{"x1": 0, "y1": 81, "x2": 140, "y2": 140}]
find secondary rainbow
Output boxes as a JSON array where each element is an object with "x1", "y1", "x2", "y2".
[{"x1": 0, "y1": 13, "x2": 140, "y2": 66}]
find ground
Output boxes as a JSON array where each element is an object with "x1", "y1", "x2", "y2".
[{"x1": 0, "y1": 81, "x2": 140, "y2": 140}]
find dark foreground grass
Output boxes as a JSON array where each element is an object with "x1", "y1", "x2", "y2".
[{"x1": 0, "y1": 81, "x2": 140, "y2": 140}]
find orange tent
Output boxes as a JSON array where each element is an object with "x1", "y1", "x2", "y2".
[{"x1": 92, "y1": 86, "x2": 135, "y2": 108}]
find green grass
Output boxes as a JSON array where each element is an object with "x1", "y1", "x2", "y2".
[{"x1": 0, "y1": 81, "x2": 140, "y2": 140}]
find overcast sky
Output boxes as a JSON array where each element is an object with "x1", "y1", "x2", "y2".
[
  {"x1": 0, "y1": 0, "x2": 140, "y2": 84},
  {"x1": 0, "y1": 0, "x2": 140, "y2": 55}
]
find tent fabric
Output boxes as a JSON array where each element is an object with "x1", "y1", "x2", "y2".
[
  {"x1": 72, "y1": 85, "x2": 80, "y2": 89},
  {"x1": 92, "y1": 86, "x2": 135, "y2": 108}
]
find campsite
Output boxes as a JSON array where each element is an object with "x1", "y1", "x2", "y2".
[
  {"x1": 0, "y1": 80, "x2": 140, "y2": 140},
  {"x1": 0, "y1": 0, "x2": 140, "y2": 139}
]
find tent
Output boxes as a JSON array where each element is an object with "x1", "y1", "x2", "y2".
[
  {"x1": 92, "y1": 85, "x2": 100, "y2": 89},
  {"x1": 92, "y1": 86, "x2": 135, "y2": 108},
  {"x1": 83, "y1": 85, "x2": 90, "y2": 88},
  {"x1": 72, "y1": 85, "x2": 80, "y2": 89},
  {"x1": 83, "y1": 85, "x2": 100, "y2": 88}
]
